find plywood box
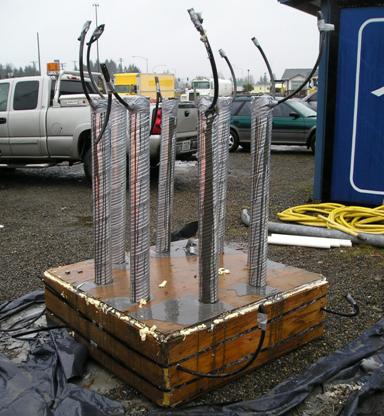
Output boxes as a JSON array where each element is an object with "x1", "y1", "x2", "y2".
[{"x1": 43, "y1": 241, "x2": 328, "y2": 407}]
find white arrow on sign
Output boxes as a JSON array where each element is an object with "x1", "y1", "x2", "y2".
[{"x1": 371, "y1": 86, "x2": 384, "y2": 97}]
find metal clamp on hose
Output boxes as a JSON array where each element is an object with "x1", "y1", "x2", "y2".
[
  {"x1": 176, "y1": 305, "x2": 268, "y2": 378},
  {"x1": 322, "y1": 293, "x2": 360, "y2": 318}
]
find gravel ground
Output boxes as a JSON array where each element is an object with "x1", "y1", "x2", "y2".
[{"x1": 0, "y1": 146, "x2": 383, "y2": 414}]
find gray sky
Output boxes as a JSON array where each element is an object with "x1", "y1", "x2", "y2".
[{"x1": 1, "y1": 0, "x2": 319, "y2": 81}]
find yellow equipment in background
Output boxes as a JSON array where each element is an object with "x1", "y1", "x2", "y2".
[{"x1": 114, "y1": 72, "x2": 175, "y2": 100}]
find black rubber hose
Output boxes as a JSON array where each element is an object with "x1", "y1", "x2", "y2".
[
  {"x1": 274, "y1": 31, "x2": 325, "y2": 107},
  {"x1": 187, "y1": 8, "x2": 218, "y2": 114},
  {"x1": 78, "y1": 21, "x2": 95, "y2": 109},
  {"x1": 219, "y1": 49, "x2": 237, "y2": 98},
  {"x1": 95, "y1": 91, "x2": 112, "y2": 145},
  {"x1": 86, "y1": 24, "x2": 105, "y2": 98},
  {"x1": 176, "y1": 306, "x2": 267, "y2": 378},
  {"x1": 151, "y1": 76, "x2": 162, "y2": 134},
  {"x1": 322, "y1": 293, "x2": 360, "y2": 318},
  {"x1": 100, "y1": 63, "x2": 133, "y2": 111},
  {"x1": 251, "y1": 38, "x2": 275, "y2": 98}
]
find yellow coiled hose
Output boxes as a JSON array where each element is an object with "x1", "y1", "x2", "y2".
[{"x1": 277, "y1": 203, "x2": 384, "y2": 236}]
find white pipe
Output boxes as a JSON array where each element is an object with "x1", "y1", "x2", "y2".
[
  {"x1": 270, "y1": 234, "x2": 352, "y2": 248},
  {"x1": 268, "y1": 234, "x2": 331, "y2": 249}
]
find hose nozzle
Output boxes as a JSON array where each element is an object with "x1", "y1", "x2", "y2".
[
  {"x1": 218, "y1": 48, "x2": 227, "y2": 58},
  {"x1": 317, "y1": 11, "x2": 335, "y2": 32},
  {"x1": 88, "y1": 24, "x2": 105, "y2": 44},
  {"x1": 251, "y1": 37, "x2": 260, "y2": 47},
  {"x1": 78, "y1": 20, "x2": 92, "y2": 41},
  {"x1": 188, "y1": 8, "x2": 205, "y2": 36}
]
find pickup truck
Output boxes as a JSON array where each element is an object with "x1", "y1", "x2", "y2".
[{"x1": 0, "y1": 71, "x2": 198, "y2": 181}]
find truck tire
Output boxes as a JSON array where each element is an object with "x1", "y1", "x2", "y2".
[{"x1": 83, "y1": 146, "x2": 92, "y2": 183}]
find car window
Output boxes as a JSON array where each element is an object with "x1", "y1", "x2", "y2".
[
  {"x1": 237, "y1": 101, "x2": 251, "y2": 116},
  {"x1": 0, "y1": 83, "x2": 10, "y2": 111},
  {"x1": 13, "y1": 80, "x2": 39, "y2": 110},
  {"x1": 59, "y1": 80, "x2": 96, "y2": 95},
  {"x1": 231, "y1": 100, "x2": 245, "y2": 115},
  {"x1": 288, "y1": 100, "x2": 316, "y2": 117},
  {"x1": 273, "y1": 103, "x2": 291, "y2": 117}
]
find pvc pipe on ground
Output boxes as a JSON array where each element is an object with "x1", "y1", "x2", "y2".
[
  {"x1": 269, "y1": 234, "x2": 352, "y2": 248},
  {"x1": 268, "y1": 221, "x2": 384, "y2": 248},
  {"x1": 268, "y1": 234, "x2": 332, "y2": 249}
]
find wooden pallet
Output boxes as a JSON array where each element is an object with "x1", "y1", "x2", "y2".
[{"x1": 43, "y1": 241, "x2": 328, "y2": 407}]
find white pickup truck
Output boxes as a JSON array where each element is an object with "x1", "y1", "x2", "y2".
[{"x1": 0, "y1": 71, "x2": 198, "y2": 181}]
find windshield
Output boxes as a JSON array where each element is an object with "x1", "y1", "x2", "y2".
[
  {"x1": 192, "y1": 81, "x2": 210, "y2": 90},
  {"x1": 288, "y1": 100, "x2": 317, "y2": 117}
]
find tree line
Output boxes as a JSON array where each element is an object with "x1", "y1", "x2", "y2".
[{"x1": 0, "y1": 59, "x2": 141, "y2": 79}]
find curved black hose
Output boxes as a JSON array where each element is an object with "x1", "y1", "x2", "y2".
[
  {"x1": 78, "y1": 21, "x2": 96, "y2": 109},
  {"x1": 219, "y1": 49, "x2": 237, "y2": 98},
  {"x1": 0, "y1": 308, "x2": 46, "y2": 333},
  {"x1": 151, "y1": 76, "x2": 162, "y2": 134},
  {"x1": 251, "y1": 38, "x2": 275, "y2": 98},
  {"x1": 188, "y1": 8, "x2": 218, "y2": 114},
  {"x1": 322, "y1": 293, "x2": 359, "y2": 318},
  {"x1": 274, "y1": 31, "x2": 325, "y2": 107},
  {"x1": 100, "y1": 63, "x2": 134, "y2": 111},
  {"x1": 86, "y1": 26, "x2": 105, "y2": 98},
  {"x1": 176, "y1": 306, "x2": 267, "y2": 379},
  {"x1": 95, "y1": 91, "x2": 112, "y2": 145}
]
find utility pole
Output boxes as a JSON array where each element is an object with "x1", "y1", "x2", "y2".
[
  {"x1": 247, "y1": 69, "x2": 250, "y2": 88},
  {"x1": 72, "y1": 60, "x2": 78, "y2": 71},
  {"x1": 36, "y1": 32, "x2": 41, "y2": 75},
  {"x1": 119, "y1": 57, "x2": 123, "y2": 72},
  {"x1": 92, "y1": 3, "x2": 100, "y2": 72}
]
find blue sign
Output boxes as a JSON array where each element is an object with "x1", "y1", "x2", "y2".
[{"x1": 331, "y1": 7, "x2": 384, "y2": 205}]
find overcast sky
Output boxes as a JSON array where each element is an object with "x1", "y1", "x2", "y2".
[{"x1": 1, "y1": 0, "x2": 319, "y2": 81}]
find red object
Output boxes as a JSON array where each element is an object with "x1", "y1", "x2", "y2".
[{"x1": 151, "y1": 108, "x2": 162, "y2": 135}]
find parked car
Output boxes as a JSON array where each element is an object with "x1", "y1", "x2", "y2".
[
  {"x1": 303, "y1": 91, "x2": 317, "y2": 110},
  {"x1": 229, "y1": 95, "x2": 317, "y2": 153}
]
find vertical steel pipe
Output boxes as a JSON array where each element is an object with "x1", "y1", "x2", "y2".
[
  {"x1": 91, "y1": 99, "x2": 113, "y2": 285},
  {"x1": 198, "y1": 97, "x2": 220, "y2": 304},
  {"x1": 215, "y1": 97, "x2": 233, "y2": 254},
  {"x1": 125, "y1": 96, "x2": 151, "y2": 303},
  {"x1": 155, "y1": 99, "x2": 178, "y2": 255},
  {"x1": 248, "y1": 95, "x2": 274, "y2": 288},
  {"x1": 110, "y1": 98, "x2": 127, "y2": 266}
]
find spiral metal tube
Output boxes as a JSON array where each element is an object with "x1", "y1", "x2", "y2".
[
  {"x1": 215, "y1": 97, "x2": 233, "y2": 255},
  {"x1": 197, "y1": 97, "x2": 221, "y2": 304},
  {"x1": 110, "y1": 98, "x2": 127, "y2": 266},
  {"x1": 125, "y1": 96, "x2": 151, "y2": 303},
  {"x1": 155, "y1": 99, "x2": 178, "y2": 255},
  {"x1": 91, "y1": 99, "x2": 113, "y2": 285},
  {"x1": 248, "y1": 95, "x2": 274, "y2": 288}
]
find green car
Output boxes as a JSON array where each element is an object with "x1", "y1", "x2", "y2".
[{"x1": 229, "y1": 96, "x2": 317, "y2": 153}]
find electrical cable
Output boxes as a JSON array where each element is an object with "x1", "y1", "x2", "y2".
[
  {"x1": 251, "y1": 37, "x2": 275, "y2": 98},
  {"x1": 188, "y1": 8, "x2": 218, "y2": 114},
  {"x1": 86, "y1": 24, "x2": 105, "y2": 98},
  {"x1": 322, "y1": 294, "x2": 360, "y2": 318},
  {"x1": 176, "y1": 306, "x2": 267, "y2": 379},
  {"x1": 219, "y1": 49, "x2": 237, "y2": 98},
  {"x1": 277, "y1": 203, "x2": 384, "y2": 236}
]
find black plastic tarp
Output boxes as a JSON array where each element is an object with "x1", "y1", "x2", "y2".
[
  {"x1": 151, "y1": 319, "x2": 384, "y2": 415},
  {"x1": 0, "y1": 291, "x2": 124, "y2": 416}
]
